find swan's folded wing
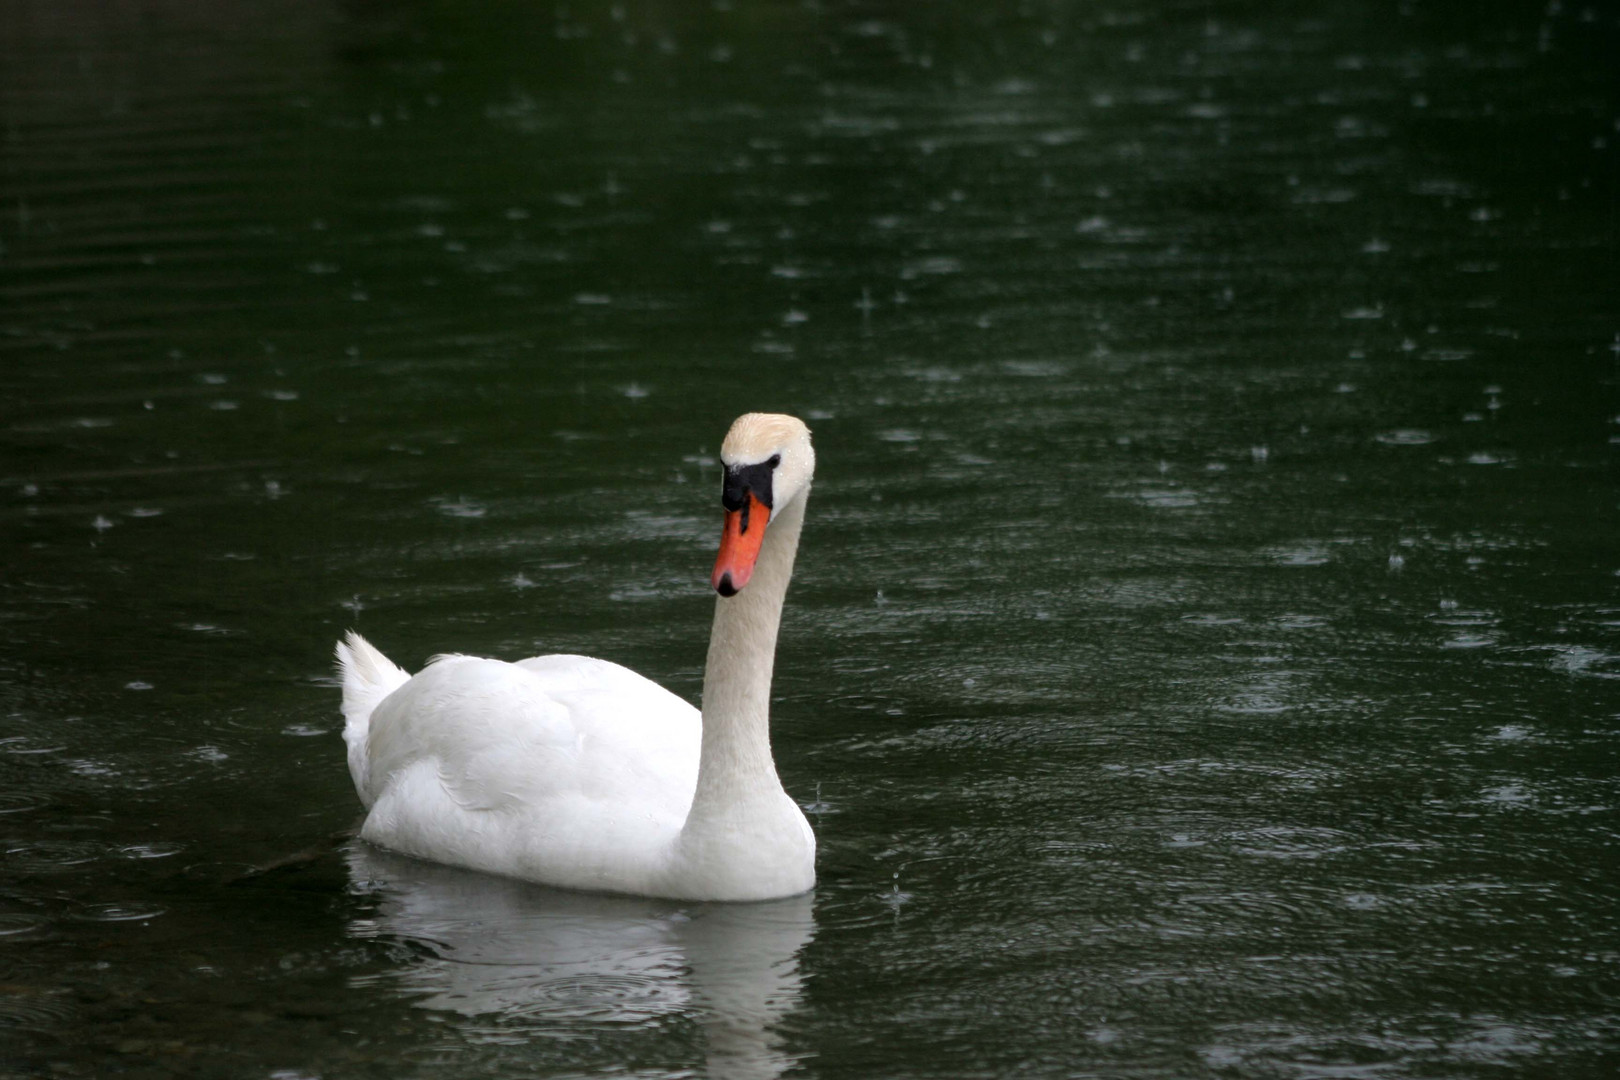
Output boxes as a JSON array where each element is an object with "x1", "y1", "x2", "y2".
[
  {"x1": 363, "y1": 654, "x2": 698, "y2": 819},
  {"x1": 514, "y1": 654, "x2": 701, "y2": 810},
  {"x1": 364, "y1": 656, "x2": 578, "y2": 811}
]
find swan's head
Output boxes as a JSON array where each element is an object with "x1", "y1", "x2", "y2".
[{"x1": 711, "y1": 413, "x2": 814, "y2": 597}]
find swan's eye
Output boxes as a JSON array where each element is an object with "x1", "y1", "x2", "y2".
[{"x1": 767, "y1": 454, "x2": 781, "y2": 468}]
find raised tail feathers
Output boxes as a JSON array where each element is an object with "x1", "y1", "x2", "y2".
[{"x1": 335, "y1": 631, "x2": 410, "y2": 806}]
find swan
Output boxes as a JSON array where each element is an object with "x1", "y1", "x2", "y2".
[{"x1": 335, "y1": 412, "x2": 817, "y2": 901}]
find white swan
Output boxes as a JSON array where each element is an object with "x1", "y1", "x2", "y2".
[{"x1": 335, "y1": 413, "x2": 817, "y2": 901}]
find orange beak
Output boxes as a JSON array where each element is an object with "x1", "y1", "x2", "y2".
[{"x1": 712, "y1": 492, "x2": 771, "y2": 596}]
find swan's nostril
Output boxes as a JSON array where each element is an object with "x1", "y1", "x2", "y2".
[{"x1": 715, "y1": 573, "x2": 738, "y2": 597}]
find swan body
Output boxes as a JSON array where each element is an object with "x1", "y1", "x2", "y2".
[{"x1": 336, "y1": 413, "x2": 817, "y2": 901}]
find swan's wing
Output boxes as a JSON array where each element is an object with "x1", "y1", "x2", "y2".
[
  {"x1": 513, "y1": 654, "x2": 700, "y2": 805},
  {"x1": 364, "y1": 654, "x2": 699, "y2": 818}
]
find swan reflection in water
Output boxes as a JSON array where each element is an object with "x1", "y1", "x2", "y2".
[{"x1": 345, "y1": 844, "x2": 817, "y2": 1079}]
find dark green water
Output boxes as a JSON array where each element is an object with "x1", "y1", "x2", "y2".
[{"x1": 4, "y1": 1, "x2": 1619, "y2": 1076}]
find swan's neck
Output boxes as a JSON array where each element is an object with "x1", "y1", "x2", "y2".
[{"x1": 686, "y1": 494, "x2": 806, "y2": 822}]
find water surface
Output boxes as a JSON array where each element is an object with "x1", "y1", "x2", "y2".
[{"x1": 3, "y1": 1, "x2": 1618, "y2": 1077}]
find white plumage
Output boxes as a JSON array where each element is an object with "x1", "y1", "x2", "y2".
[{"x1": 336, "y1": 413, "x2": 818, "y2": 901}]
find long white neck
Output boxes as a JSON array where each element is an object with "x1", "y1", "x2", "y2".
[{"x1": 685, "y1": 493, "x2": 806, "y2": 825}]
